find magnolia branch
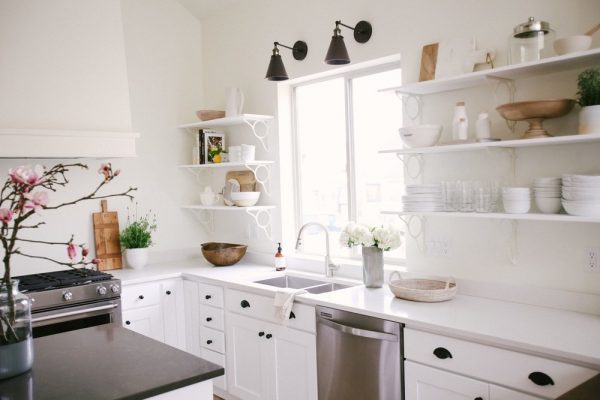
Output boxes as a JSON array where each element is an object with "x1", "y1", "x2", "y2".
[
  {"x1": 44, "y1": 186, "x2": 137, "y2": 210},
  {"x1": 13, "y1": 250, "x2": 94, "y2": 269}
]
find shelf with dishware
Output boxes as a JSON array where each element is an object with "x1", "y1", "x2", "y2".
[
  {"x1": 179, "y1": 161, "x2": 275, "y2": 195},
  {"x1": 182, "y1": 205, "x2": 276, "y2": 239},
  {"x1": 379, "y1": 48, "x2": 600, "y2": 96},
  {"x1": 382, "y1": 210, "x2": 600, "y2": 224}
]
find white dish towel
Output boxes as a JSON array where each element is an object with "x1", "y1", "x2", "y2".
[{"x1": 273, "y1": 288, "x2": 307, "y2": 324}]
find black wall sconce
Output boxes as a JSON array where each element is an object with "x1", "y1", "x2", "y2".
[
  {"x1": 324, "y1": 20, "x2": 373, "y2": 65},
  {"x1": 265, "y1": 41, "x2": 308, "y2": 81}
]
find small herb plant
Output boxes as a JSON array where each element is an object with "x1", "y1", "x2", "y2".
[
  {"x1": 576, "y1": 68, "x2": 600, "y2": 107},
  {"x1": 120, "y1": 207, "x2": 157, "y2": 249}
]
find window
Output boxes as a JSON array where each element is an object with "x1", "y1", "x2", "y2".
[{"x1": 292, "y1": 64, "x2": 404, "y2": 261}]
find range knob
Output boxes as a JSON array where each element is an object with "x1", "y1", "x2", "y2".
[
  {"x1": 63, "y1": 292, "x2": 73, "y2": 301},
  {"x1": 110, "y1": 285, "x2": 120, "y2": 294},
  {"x1": 97, "y1": 286, "x2": 108, "y2": 296}
]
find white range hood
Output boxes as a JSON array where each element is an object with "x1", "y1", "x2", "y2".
[{"x1": 0, "y1": 128, "x2": 139, "y2": 158}]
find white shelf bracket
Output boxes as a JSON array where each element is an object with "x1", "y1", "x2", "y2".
[
  {"x1": 244, "y1": 163, "x2": 272, "y2": 196},
  {"x1": 186, "y1": 209, "x2": 214, "y2": 234},
  {"x1": 396, "y1": 153, "x2": 424, "y2": 183},
  {"x1": 395, "y1": 214, "x2": 427, "y2": 254},
  {"x1": 501, "y1": 219, "x2": 519, "y2": 265},
  {"x1": 183, "y1": 166, "x2": 208, "y2": 183},
  {"x1": 245, "y1": 208, "x2": 273, "y2": 240},
  {"x1": 488, "y1": 77, "x2": 517, "y2": 133},
  {"x1": 243, "y1": 118, "x2": 271, "y2": 152},
  {"x1": 397, "y1": 93, "x2": 423, "y2": 125}
]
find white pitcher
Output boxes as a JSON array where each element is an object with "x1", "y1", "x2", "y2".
[{"x1": 225, "y1": 87, "x2": 244, "y2": 117}]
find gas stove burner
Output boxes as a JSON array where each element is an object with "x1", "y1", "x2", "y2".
[{"x1": 16, "y1": 269, "x2": 113, "y2": 292}]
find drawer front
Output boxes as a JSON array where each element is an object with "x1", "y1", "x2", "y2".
[
  {"x1": 404, "y1": 328, "x2": 598, "y2": 398},
  {"x1": 198, "y1": 282, "x2": 224, "y2": 308},
  {"x1": 226, "y1": 288, "x2": 315, "y2": 333},
  {"x1": 200, "y1": 305, "x2": 225, "y2": 331},
  {"x1": 200, "y1": 326, "x2": 226, "y2": 354},
  {"x1": 200, "y1": 347, "x2": 227, "y2": 391},
  {"x1": 122, "y1": 282, "x2": 161, "y2": 310}
]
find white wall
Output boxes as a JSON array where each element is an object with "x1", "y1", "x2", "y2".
[
  {"x1": 0, "y1": 0, "x2": 207, "y2": 274},
  {"x1": 198, "y1": 0, "x2": 600, "y2": 308}
]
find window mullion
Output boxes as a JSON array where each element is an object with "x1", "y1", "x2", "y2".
[{"x1": 345, "y1": 77, "x2": 357, "y2": 224}]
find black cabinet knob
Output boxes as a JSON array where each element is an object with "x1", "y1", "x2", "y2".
[
  {"x1": 433, "y1": 347, "x2": 453, "y2": 359},
  {"x1": 258, "y1": 331, "x2": 265, "y2": 337},
  {"x1": 138, "y1": 295, "x2": 144, "y2": 300},
  {"x1": 206, "y1": 317, "x2": 213, "y2": 322},
  {"x1": 289, "y1": 311, "x2": 296, "y2": 319},
  {"x1": 241, "y1": 300, "x2": 250, "y2": 308},
  {"x1": 205, "y1": 295, "x2": 212, "y2": 300},
  {"x1": 528, "y1": 371, "x2": 554, "y2": 386},
  {"x1": 125, "y1": 321, "x2": 131, "y2": 325},
  {"x1": 206, "y1": 340, "x2": 213, "y2": 345},
  {"x1": 166, "y1": 290, "x2": 171, "y2": 295},
  {"x1": 266, "y1": 334, "x2": 272, "y2": 339}
]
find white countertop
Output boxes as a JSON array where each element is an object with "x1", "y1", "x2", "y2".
[{"x1": 111, "y1": 259, "x2": 600, "y2": 368}]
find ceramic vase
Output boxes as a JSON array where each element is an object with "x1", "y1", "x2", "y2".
[
  {"x1": 362, "y1": 246, "x2": 384, "y2": 288},
  {"x1": 0, "y1": 280, "x2": 34, "y2": 380},
  {"x1": 579, "y1": 105, "x2": 600, "y2": 134},
  {"x1": 125, "y1": 248, "x2": 149, "y2": 270}
]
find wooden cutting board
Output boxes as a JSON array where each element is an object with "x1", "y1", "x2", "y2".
[
  {"x1": 92, "y1": 200, "x2": 122, "y2": 271},
  {"x1": 419, "y1": 42, "x2": 439, "y2": 82},
  {"x1": 226, "y1": 170, "x2": 256, "y2": 192}
]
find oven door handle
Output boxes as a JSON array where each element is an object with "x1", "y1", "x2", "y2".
[
  {"x1": 31, "y1": 304, "x2": 119, "y2": 323},
  {"x1": 318, "y1": 317, "x2": 399, "y2": 342}
]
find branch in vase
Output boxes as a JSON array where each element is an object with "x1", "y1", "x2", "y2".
[
  {"x1": 13, "y1": 250, "x2": 95, "y2": 269},
  {"x1": 43, "y1": 187, "x2": 137, "y2": 210}
]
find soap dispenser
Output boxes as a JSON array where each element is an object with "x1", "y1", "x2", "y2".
[{"x1": 275, "y1": 243, "x2": 286, "y2": 271}]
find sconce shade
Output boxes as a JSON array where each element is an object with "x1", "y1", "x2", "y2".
[
  {"x1": 325, "y1": 35, "x2": 350, "y2": 65},
  {"x1": 265, "y1": 53, "x2": 289, "y2": 81}
]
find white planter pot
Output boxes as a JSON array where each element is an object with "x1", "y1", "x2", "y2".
[
  {"x1": 579, "y1": 105, "x2": 600, "y2": 134},
  {"x1": 125, "y1": 248, "x2": 149, "y2": 270}
]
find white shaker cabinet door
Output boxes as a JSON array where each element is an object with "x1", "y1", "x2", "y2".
[
  {"x1": 490, "y1": 384, "x2": 543, "y2": 400},
  {"x1": 161, "y1": 279, "x2": 186, "y2": 350},
  {"x1": 122, "y1": 305, "x2": 164, "y2": 343},
  {"x1": 405, "y1": 361, "x2": 488, "y2": 400}
]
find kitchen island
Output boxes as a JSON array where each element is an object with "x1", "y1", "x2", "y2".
[{"x1": 0, "y1": 325, "x2": 224, "y2": 400}]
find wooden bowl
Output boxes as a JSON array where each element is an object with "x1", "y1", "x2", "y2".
[
  {"x1": 496, "y1": 99, "x2": 576, "y2": 138},
  {"x1": 196, "y1": 110, "x2": 225, "y2": 121},
  {"x1": 201, "y1": 242, "x2": 247, "y2": 266}
]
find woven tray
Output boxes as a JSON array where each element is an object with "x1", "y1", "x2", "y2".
[{"x1": 388, "y1": 271, "x2": 457, "y2": 302}]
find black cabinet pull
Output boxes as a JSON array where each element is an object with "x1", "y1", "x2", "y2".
[
  {"x1": 474, "y1": 397, "x2": 483, "y2": 400},
  {"x1": 138, "y1": 295, "x2": 144, "y2": 300},
  {"x1": 528, "y1": 371, "x2": 554, "y2": 386},
  {"x1": 433, "y1": 347, "x2": 453, "y2": 359},
  {"x1": 206, "y1": 317, "x2": 213, "y2": 322},
  {"x1": 266, "y1": 334, "x2": 272, "y2": 339},
  {"x1": 206, "y1": 340, "x2": 213, "y2": 345},
  {"x1": 241, "y1": 300, "x2": 250, "y2": 308},
  {"x1": 166, "y1": 290, "x2": 171, "y2": 295},
  {"x1": 125, "y1": 321, "x2": 131, "y2": 325},
  {"x1": 289, "y1": 311, "x2": 296, "y2": 319},
  {"x1": 205, "y1": 295, "x2": 212, "y2": 300},
  {"x1": 258, "y1": 331, "x2": 265, "y2": 337}
]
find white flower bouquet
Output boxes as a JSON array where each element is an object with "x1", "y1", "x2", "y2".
[{"x1": 340, "y1": 222, "x2": 402, "y2": 251}]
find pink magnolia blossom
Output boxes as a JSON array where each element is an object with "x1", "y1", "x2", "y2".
[
  {"x1": 9, "y1": 165, "x2": 41, "y2": 186},
  {"x1": 67, "y1": 243, "x2": 77, "y2": 261},
  {"x1": 114, "y1": 169, "x2": 121, "y2": 177},
  {"x1": 25, "y1": 191, "x2": 49, "y2": 211},
  {"x1": 98, "y1": 163, "x2": 111, "y2": 181},
  {"x1": 0, "y1": 208, "x2": 13, "y2": 223},
  {"x1": 82, "y1": 246, "x2": 89, "y2": 257},
  {"x1": 91, "y1": 258, "x2": 100, "y2": 265}
]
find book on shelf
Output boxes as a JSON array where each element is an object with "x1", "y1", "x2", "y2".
[{"x1": 196, "y1": 129, "x2": 224, "y2": 164}]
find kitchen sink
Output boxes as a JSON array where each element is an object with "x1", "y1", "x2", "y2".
[{"x1": 253, "y1": 275, "x2": 352, "y2": 294}]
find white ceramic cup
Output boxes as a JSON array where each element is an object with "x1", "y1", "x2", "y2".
[
  {"x1": 229, "y1": 146, "x2": 241, "y2": 162},
  {"x1": 241, "y1": 144, "x2": 255, "y2": 162}
]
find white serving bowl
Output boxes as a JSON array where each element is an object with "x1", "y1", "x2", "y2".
[
  {"x1": 535, "y1": 197, "x2": 562, "y2": 214},
  {"x1": 562, "y1": 174, "x2": 600, "y2": 184},
  {"x1": 562, "y1": 200, "x2": 600, "y2": 217},
  {"x1": 230, "y1": 191, "x2": 260, "y2": 207},
  {"x1": 502, "y1": 186, "x2": 530, "y2": 193},
  {"x1": 504, "y1": 204, "x2": 531, "y2": 214},
  {"x1": 399, "y1": 125, "x2": 443, "y2": 148},
  {"x1": 502, "y1": 194, "x2": 531, "y2": 201},
  {"x1": 562, "y1": 192, "x2": 600, "y2": 201},
  {"x1": 553, "y1": 35, "x2": 592, "y2": 56}
]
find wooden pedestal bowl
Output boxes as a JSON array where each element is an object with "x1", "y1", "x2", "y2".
[{"x1": 496, "y1": 99, "x2": 576, "y2": 139}]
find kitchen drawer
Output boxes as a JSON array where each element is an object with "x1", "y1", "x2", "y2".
[
  {"x1": 200, "y1": 305, "x2": 225, "y2": 331},
  {"x1": 404, "y1": 328, "x2": 598, "y2": 398},
  {"x1": 226, "y1": 288, "x2": 315, "y2": 333},
  {"x1": 200, "y1": 347, "x2": 227, "y2": 391},
  {"x1": 200, "y1": 326, "x2": 225, "y2": 354},
  {"x1": 121, "y1": 282, "x2": 161, "y2": 310},
  {"x1": 198, "y1": 282, "x2": 224, "y2": 308}
]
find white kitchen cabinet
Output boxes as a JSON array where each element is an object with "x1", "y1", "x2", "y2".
[
  {"x1": 226, "y1": 312, "x2": 317, "y2": 400},
  {"x1": 161, "y1": 279, "x2": 186, "y2": 350},
  {"x1": 122, "y1": 306, "x2": 164, "y2": 342},
  {"x1": 405, "y1": 361, "x2": 488, "y2": 400},
  {"x1": 490, "y1": 385, "x2": 543, "y2": 400}
]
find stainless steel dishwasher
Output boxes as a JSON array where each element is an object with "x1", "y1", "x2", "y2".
[{"x1": 316, "y1": 306, "x2": 403, "y2": 400}]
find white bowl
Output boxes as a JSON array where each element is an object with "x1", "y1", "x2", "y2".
[
  {"x1": 535, "y1": 197, "x2": 562, "y2": 214},
  {"x1": 562, "y1": 200, "x2": 600, "y2": 217},
  {"x1": 534, "y1": 177, "x2": 561, "y2": 185},
  {"x1": 502, "y1": 186, "x2": 530, "y2": 192},
  {"x1": 502, "y1": 194, "x2": 531, "y2": 201},
  {"x1": 562, "y1": 192, "x2": 600, "y2": 201},
  {"x1": 553, "y1": 35, "x2": 592, "y2": 56},
  {"x1": 562, "y1": 174, "x2": 600, "y2": 184},
  {"x1": 504, "y1": 202, "x2": 531, "y2": 214},
  {"x1": 399, "y1": 125, "x2": 442, "y2": 148},
  {"x1": 230, "y1": 191, "x2": 260, "y2": 207}
]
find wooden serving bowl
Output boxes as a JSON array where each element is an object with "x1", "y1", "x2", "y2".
[
  {"x1": 201, "y1": 242, "x2": 247, "y2": 266},
  {"x1": 496, "y1": 99, "x2": 576, "y2": 138}
]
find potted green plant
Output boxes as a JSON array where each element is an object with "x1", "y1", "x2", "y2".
[
  {"x1": 120, "y1": 208, "x2": 157, "y2": 269},
  {"x1": 577, "y1": 67, "x2": 600, "y2": 134}
]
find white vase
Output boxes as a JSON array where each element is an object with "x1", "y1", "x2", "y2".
[
  {"x1": 578, "y1": 105, "x2": 600, "y2": 134},
  {"x1": 125, "y1": 248, "x2": 149, "y2": 270}
]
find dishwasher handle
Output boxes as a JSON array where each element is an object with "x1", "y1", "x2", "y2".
[{"x1": 319, "y1": 317, "x2": 398, "y2": 342}]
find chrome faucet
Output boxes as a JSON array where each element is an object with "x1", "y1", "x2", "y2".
[{"x1": 295, "y1": 222, "x2": 340, "y2": 278}]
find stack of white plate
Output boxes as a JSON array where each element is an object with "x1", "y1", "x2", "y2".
[
  {"x1": 533, "y1": 177, "x2": 562, "y2": 214},
  {"x1": 562, "y1": 174, "x2": 600, "y2": 217},
  {"x1": 502, "y1": 187, "x2": 531, "y2": 214},
  {"x1": 402, "y1": 184, "x2": 443, "y2": 212}
]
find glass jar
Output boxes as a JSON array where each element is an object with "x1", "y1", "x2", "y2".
[
  {"x1": 508, "y1": 17, "x2": 554, "y2": 65},
  {"x1": 0, "y1": 279, "x2": 34, "y2": 380}
]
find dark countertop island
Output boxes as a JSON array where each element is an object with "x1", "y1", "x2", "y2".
[{"x1": 0, "y1": 325, "x2": 224, "y2": 400}]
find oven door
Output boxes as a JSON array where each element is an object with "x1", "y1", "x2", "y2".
[{"x1": 31, "y1": 299, "x2": 121, "y2": 338}]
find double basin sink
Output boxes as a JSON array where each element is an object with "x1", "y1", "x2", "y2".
[{"x1": 254, "y1": 275, "x2": 351, "y2": 294}]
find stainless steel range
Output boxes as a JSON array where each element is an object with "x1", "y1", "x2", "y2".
[{"x1": 15, "y1": 269, "x2": 122, "y2": 338}]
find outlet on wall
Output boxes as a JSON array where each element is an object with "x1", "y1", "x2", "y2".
[{"x1": 585, "y1": 247, "x2": 600, "y2": 273}]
